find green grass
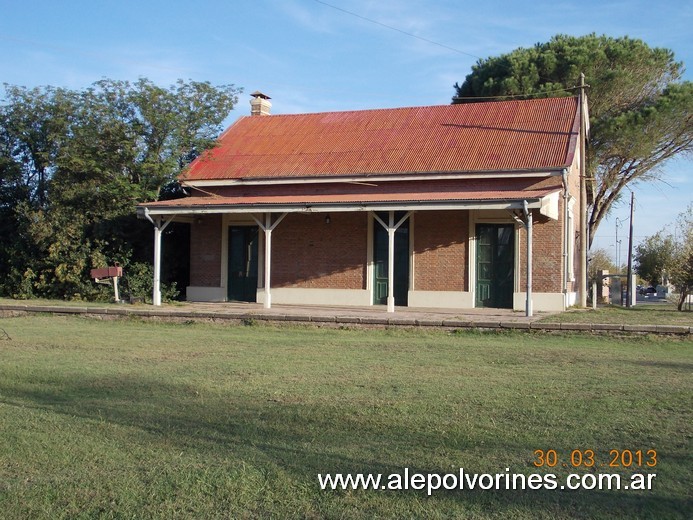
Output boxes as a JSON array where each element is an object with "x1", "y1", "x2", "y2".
[
  {"x1": 0, "y1": 316, "x2": 691, "y2": 519},
  {"x1": 0, "y1": 297, "x2": 187, "y2": 308},
  {"x1": 538, "y1": 303, "x2": 693, "y2": 326},
  {"x1": 0, "y1": 297, "x2": 119, "y2": 307},
  {"x1": 4, "y1": 297, "x2": 692, "y2": 327}
]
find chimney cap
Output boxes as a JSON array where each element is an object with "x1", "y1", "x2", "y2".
[{"x1": 250, "y1": 91, "x2": 271, "y2": 100}]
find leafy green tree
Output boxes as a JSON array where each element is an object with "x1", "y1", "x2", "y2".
[
  {"x1": 453, "y1": 34, "x2": 693, "y2": 246},
  {"x1": 57, "y1": 78, "x2": 239, "y2": 201},
  {"x1": 0, "y1": 85, "x2": 77, "y2": 295},
  {"x1": 634, "y1": 232, "x2": 677, "y2": 287},
  {"x1": 668, "y1": 206, "x2": 693, "y2": 310},
  {"x1": 588, "y1": 247, "x2": 618, "y2": 285},
  {"x1": 0, "y1": 84, "x2": 76, "y2": 207},
  {"x1": 0, "y1": 78, "x2": 241, "y2": 300},
  {"x1": 635, "y1": 205, "x2": 693, "y2": 311}
]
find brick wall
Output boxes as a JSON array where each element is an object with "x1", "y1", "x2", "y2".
[
  {"x1": 187, "y1": 203, "x2": 570, "y2": 298},
  {"x1": 517, "y1": 210, "x2": 563, "y2": 293},
  {"x1": 271, "y1": 213, "x2": 367, "y2": 289},
  {"x1": 514, "y1": 168, "x2": 581, "y2": 295},
  {"x1": 413, "y1": 211, "x2": 469, "y2": 291},
  {"x1": 189, "y1": 215, "x2": 222, "y2": 287}
]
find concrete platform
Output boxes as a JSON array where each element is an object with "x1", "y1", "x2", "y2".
[
  {"x1": 170, "y1": 301, "x2": 544, "y2": 323},
  {"x1": 1, "y1": 301, "x2": 690, "y2": 334}
]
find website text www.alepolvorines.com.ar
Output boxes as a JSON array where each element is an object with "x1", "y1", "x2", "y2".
[{"x1": 318, "y1": 468, "x2": 657, "y2": 496}]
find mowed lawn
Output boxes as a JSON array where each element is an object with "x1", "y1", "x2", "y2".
[
  {"x1": 538, "y1": 302, "x2": 693, "y2": 326},
  {"x1": 0, "y1": 316, "x2": 690, "y2": 519}
]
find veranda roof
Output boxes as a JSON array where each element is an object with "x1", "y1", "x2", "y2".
[{"x1": 139, "y1": 177, "x2": 562, "y2": 218}]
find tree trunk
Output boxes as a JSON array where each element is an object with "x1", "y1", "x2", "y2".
[{"x1": 678, "y1": 286, "x2": 689, "y2": 311}]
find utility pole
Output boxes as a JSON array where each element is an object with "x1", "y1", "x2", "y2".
[
  {"x1": 615, "y1": 217, "x2": 621, "y2": 269},
  {"x1": 579, "y1": 73, "x2": 589, "y2": 307},
  {"x1": 626, "y1": 192, "x2": 635, "y2": 307}
]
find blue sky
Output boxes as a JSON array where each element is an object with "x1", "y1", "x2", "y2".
[{"x1": 1, "y1": 0, "x2": 691, "y2": 259}]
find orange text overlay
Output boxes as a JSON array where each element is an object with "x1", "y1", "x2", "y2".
[{"x1": 533, "y1": 449, "x2": 657, "y2": 469}]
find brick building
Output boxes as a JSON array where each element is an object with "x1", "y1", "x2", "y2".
[{"x1": 137, "y1": 93, "x2": 584, "y2": 313}]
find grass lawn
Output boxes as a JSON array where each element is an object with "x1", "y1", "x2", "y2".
[
  {"x1": 0, "y1": 315, "x2": 690, "y2": 519},
  {"x1": 538, "y1": 303, "x2": 693, "y2": 326}
]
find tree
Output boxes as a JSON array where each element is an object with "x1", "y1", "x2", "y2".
[
  {"x1": 453, "y1": 34, "x2": 693, "y2": 246},
  {"x1": 634, "y1": 232, "x2": 677, "y2": 286},
  {"x1": 587, "y1": 247, "x2": 617, "y2": 285},
  {"x1": 0, "y1": 84, "x2": 76, "y2": 207},
  {"x1": 0, "y1": 78, "x2": 241, "y2": 300},
  {"x1": 0, "y1": 85, "x2": 77, "y2": 296},
  {"x1": 55, "y1": 78, "x2": 241, "y2": 203},
  {"x1": 668, "y1": 206, "x2": 693, "y2": 310},
  {"x1": 635, "y1": 205, "x2": 693, "y2": 311}
]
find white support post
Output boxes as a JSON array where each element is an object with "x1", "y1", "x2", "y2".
[
  {"x1": 150, "y1": 215, "x2": 173, "y2": 306},
  {"x1": 372, "y1": 211, "x2": 411, "y2": 313},
  {"x1": 516, "y1": 201, "x2": 534, "y2": 318},
  {"x1": 112, "y1": 276, "x2": 120, "y2": 303},
  {"x1": 251, "y1": 212, "x2": 288, "y2": 310},
  {"x1": 387, "y1": 211, "x2": 395, "y2": 313},
  {"x1": 153, "y1": 224, "x2": 163, "y2": 306},
  {"x1": 264, "y1": 213, "x2": 272, "y2": 309},
  {"x1": 526, "y1": 205, "x2": 533, "y2": 318}
]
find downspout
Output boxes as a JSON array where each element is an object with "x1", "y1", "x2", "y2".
[{"x1": 562, "y1": 170, "x2": 569, "y2": 310}]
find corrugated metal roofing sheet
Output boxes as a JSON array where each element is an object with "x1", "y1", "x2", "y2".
[
  {"x1": 182, "y1": 96, "x2": 579, "y2": 181},
  {"x1": 143, "y1": 178, "x2": 561, "y2": 209}
]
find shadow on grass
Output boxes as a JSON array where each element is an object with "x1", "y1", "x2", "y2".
[
  {"x1": 622, "y1": 359, "x2": 693, "y2": 371},
  {"x1": 0, "y1": 372, "x2": 689, "y2": 518}
]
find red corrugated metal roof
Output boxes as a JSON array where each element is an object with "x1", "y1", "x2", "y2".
[
  {"x1": 182, "y1": 96, "x2": 579, "y2": 182},
  {"x1": 143, "y1": 178, "x2": 561, "y2": 209}
]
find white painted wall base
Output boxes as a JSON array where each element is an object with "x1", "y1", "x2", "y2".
[
  {"x1": 186, "y1": 286, "x2": 227, "y2": 302},
  {"x1": 256, "y1": 287, "x2": 371, "y2": 306},
  {"x1": 186, "y1": 285, "x2": 570, "y2": 312},
  {"x1": 408, "y1": 290, "x2": 474, "y2": 308},
  {"x1": 513, "y1": 292, "x2": 566, "y2": 312}
]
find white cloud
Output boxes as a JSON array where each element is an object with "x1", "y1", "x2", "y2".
[{"x1": 272, "y1": 0, "x2": 337, "y2": 33}]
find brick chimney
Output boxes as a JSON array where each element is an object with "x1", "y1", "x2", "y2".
[{"x1": 250, "y1": 91, "x2": 272, "y2": 116}]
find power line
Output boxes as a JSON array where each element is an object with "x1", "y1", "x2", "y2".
[
  {"x1": 312, "y1": 0, "x2": 480, "y2": 59},
  {"x1": 310, "y1": 3, "x2": 583, "y2": 100}
]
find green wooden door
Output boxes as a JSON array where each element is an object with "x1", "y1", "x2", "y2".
[
  {"x1": 476, "y1": 224, "x2": 514, "y2": 308},
  {"x1": 373, "y1": 213, "x2": 409, "y2": 306},
  {"x1": 228, "y1": 226, "x2": 259, "y2": 302}
]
